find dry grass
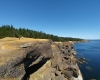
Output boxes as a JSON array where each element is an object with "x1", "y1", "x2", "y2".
[
  {"x1": 0, "y1": 37, "x2": 49, "y2": 65},
  {"x1": 0, "y1": 37, "x2": 49, "y2": 49},
  {"x1": 54, "y1": 41, "x2": 73, "y2": 45}
]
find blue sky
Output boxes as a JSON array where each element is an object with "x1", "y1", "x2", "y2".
[{"x1": 0, "y1": 0, "x2": 100, "y2": 39}]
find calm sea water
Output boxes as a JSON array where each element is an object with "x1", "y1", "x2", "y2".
[{"x1": 74, "y1": 40, "x2": 100, "y2": 80}]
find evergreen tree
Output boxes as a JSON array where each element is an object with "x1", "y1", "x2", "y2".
[{"x1": 0, "y1": 25, "x2": 83, "y2": 41}]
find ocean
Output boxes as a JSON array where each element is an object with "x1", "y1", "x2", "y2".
[{"x1": 74, "y1": 40, "x2": 100, "y2": 80}]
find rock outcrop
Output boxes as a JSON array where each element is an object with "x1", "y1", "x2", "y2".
[{"x1": 0, "y1": 38, "x2": 83, "y2": 80}]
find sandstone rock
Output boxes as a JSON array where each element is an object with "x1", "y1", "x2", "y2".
[
  {"x1": 0, "y1": 39, "x2": 82, "y2": 80},
  {"x1": 63, "y1": 70, "x2": 73, "y2": 78},
  {"x1": 55, "y1": 75, "x2": 66, "y2": 80},
  {"x1": 19, "y1": 42, "x2": 33, "y2": 48},
  {"x1": 50, "y1": 73, "x2": 55, "y2": 78},
  {"x1": 55, "y1": 71, "x2": 61, "y2": 76},
  {"x1": 50, "y1": 68, "x2": 56, "y2": 73},
  {"x1": 58, "y1": 62, "x2": 69, "y2": 71},
  {"x1": 0, "y1": 42, "x2": 53, "y2": 79}
]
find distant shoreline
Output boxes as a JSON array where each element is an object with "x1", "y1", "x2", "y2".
[{"x1": 73, "y1": 40, "x2": 90, "y2": 43}]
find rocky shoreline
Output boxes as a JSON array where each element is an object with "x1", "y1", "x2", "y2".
[
  {"x1": 0, "y1": 38, "x2": 83, "y2": 80},
  {"x1": 73, "y1": 40, "x2": 90, "y2": 43}
]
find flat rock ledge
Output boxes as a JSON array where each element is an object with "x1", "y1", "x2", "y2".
[{"x1": 0, "y1": 40, "x2": 83, "y2": 80}]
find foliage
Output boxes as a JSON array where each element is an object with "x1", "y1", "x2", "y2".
[{"x1": 0, "y1": 25, "x2": 83, "y2": 41}]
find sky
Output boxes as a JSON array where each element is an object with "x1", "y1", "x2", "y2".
[{"x1": 0, "y1": 0, "x2": 100, "y2": 39}]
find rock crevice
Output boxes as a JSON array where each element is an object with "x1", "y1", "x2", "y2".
[{"x1": 0, "y1": 41, "x2": 82, "y2": 80}]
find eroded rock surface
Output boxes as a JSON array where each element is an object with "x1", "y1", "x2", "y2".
[
  {"x1": 29, "y1": 42, "x2": 81, "y2": 80},
  {"x1": 0, "y1": 38, "x2": 82, "y2": 80}
]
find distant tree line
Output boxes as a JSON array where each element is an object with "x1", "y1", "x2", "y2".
[{"x1": 0, "y1": 25, "x2": 83, "y2": 41}]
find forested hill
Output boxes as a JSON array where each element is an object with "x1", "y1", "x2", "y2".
[{"x1": 0, "y1": 25, "x2": 83, "y2": 41}]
